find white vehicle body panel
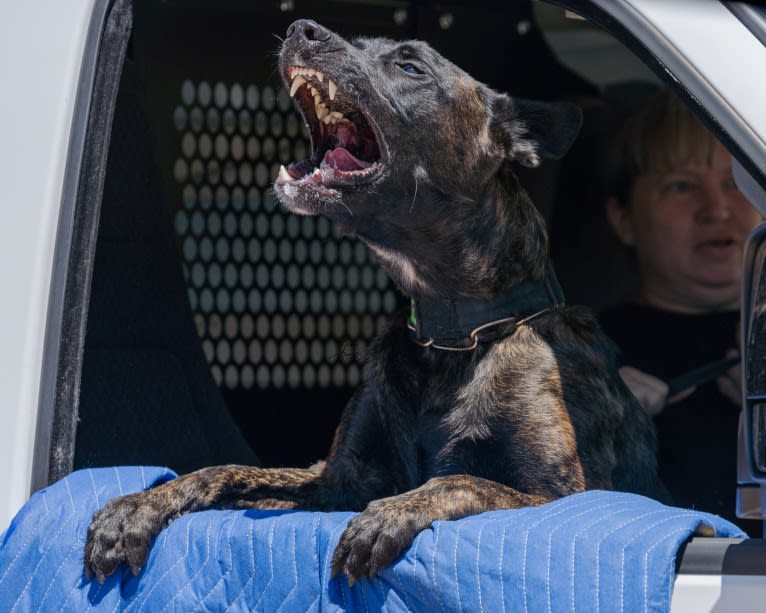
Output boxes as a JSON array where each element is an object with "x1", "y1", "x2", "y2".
[
  {"x1": 671, "y1": 574, "x2": 765, "y2": 611},
  {"x1": 0, "y1": 0, "x2": 95, "y2": 528}
]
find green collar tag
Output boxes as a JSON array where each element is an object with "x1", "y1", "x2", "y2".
[{"x1": 409, "y1": 298, "x2": 418, "y2": 328}]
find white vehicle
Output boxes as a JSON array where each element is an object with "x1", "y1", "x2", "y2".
[{"x1": 1, "y1": 1, "x2": 765, "y2": 610}]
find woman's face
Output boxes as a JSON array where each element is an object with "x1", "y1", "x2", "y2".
[{"x1": 608, "y1": 142, "x2": 762, "y2": 313}]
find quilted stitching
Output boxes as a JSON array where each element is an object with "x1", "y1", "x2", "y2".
[{"x1": 0, "y1": 467, "x2": 746, "y2": 612}]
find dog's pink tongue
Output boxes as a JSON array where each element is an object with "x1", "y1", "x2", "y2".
[{"x1": 321, "y1": 147, "x2": 372, "y2": 172}]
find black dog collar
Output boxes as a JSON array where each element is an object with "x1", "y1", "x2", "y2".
[{"x1": 407, "y1": 265, "x2": 565, "y2": 351}]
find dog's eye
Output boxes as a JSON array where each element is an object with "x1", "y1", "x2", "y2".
[{"x1": 397, "y1": 62, "x2": 422, "y2": 75}]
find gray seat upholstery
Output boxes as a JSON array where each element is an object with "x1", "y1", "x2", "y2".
[{"x1": 74, "y1": 61, "x2": 260, "y2": 473}]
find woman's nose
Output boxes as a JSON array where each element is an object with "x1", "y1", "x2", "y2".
[{"x1": 697, "y1": 184, "x2": 733, "y2": 222}]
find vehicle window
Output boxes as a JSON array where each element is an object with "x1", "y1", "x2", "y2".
[{"x1": 71, "y1": 1, "x2": 766, "y2": 488}]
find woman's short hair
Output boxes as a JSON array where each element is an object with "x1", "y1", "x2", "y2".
[{"x1": 602, "y1": 89, "x2": 716, "y2": 207}]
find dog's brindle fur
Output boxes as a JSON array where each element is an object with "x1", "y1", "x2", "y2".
[{"x1": 84, "y1": 20, "x2": 667, "y2": 585}]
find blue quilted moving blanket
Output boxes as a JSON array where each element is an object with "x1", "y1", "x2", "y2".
[{"x1": 0, "y1": 466, "x2": 745, "y2": 612}]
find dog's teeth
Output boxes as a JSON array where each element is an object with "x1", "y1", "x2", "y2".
[
  {"x1": 315, "y1": 70, "x2": 324, "y2": 82},
  {"x1": 278, "y1": 164, "x2": 292, "y2": 182},
  {"x1": 329, "y1": 111, "x2": 344, "y2": 123},
  {"x1": 316, "y1": 103, "x2": 329, "y2": 119},
  {"x1": 328, "y1": 80, "x2": 337, "y2": 101},
  {"x1": 289, "y1": 75, "x2": 306, "y2": 97}
]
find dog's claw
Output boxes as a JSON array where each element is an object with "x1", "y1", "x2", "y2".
[
  {"x1": 331, "y1": 537, "x2": 372, "y2": 585},
  {"x1": 331, "y1": 498, "x2": 425, "y2": 584},
  {"x1": 83, "y1": 491, "x2": 165, "y2": 582}
]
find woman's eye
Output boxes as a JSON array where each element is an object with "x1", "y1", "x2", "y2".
[
  {"x1": 664, "y1": 180, "x2": 696, "y2": 194},
  {"x1": 398, "y1": 63, "x2": 422, "y2": 75}
]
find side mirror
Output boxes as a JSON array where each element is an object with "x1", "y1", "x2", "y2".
[{"x1": 737, "y1": 158, "x2": 766, "y2": 520}]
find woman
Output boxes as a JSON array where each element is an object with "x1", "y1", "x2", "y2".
[{"x1": 599, "y1": 89, "x2": 762, "y2": 533}]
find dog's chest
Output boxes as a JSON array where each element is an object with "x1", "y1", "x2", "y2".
[
  {"x1": 378, "y1": 325, "x2": 524, "y2": 485},
  {"x1": 409, "y1": 365, "x2": 511, "y2": 483},
  {"x1": 413, "y1": 410, "x2": 511, "y2": 483}
]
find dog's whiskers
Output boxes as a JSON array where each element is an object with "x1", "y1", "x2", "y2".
[
  {"x1": 410, "y1": 166, "x2": 429, "y2": 213},
  {"x1": 410, "y1": 174, "x2": 418, "y2": 213},
  {"x1": 341, "y1": 201, "x2": 354, "y2": 217}
]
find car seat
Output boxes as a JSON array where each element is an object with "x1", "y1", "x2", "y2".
[{"x1": 74, "y1": 60, "x2": 261, "y2": 472}]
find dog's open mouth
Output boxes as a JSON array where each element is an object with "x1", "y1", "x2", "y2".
[{"x1": 276, "y1": 66, "x2": 383, "y2": 191}]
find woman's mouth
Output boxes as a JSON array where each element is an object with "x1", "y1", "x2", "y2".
[{"x1": 695, "y1": 237, "x2": 739, "y2": 258}]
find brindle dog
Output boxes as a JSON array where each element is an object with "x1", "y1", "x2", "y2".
[{"x1": 84, "y1": 19, "x2": 667, "y2": 585}]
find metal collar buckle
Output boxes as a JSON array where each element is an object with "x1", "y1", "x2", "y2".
[{"x1": 407, "y1": 307, "x2": 551, "y2": 352}]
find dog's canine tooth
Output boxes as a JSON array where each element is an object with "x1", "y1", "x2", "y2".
[
  {"x1": 316, "y1": 103, "x2": 329, "y2": 120},
  {"x1": 328, "y1": 80, "x2": 337, "y2": 100},
  {"x1": 278, "y1": 164, "x2": 292, "y2": 182},
  {"x1": 289, "y1": 75, "x2": 306, "y2": 97},
  {"x1": 315, "y1": 70, "x2": 324, "y2": 82}
]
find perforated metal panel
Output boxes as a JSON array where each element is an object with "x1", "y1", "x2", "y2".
[{"x1": 171, "y1": 79, "x2": 399, "y2": 392}]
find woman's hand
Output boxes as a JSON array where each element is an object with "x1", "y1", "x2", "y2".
[{"x1": 619, "y1": 365, "x2": 694, "y2": 417}]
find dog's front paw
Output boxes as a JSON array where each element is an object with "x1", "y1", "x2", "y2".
[
  {"x1": 83, "y1": 492, "x2": 166, "y2": 583},
  {"x1": 331, "y1": 497, "x2": 426, "y2": 585}
]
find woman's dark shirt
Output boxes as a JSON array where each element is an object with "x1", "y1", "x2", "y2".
[{"x1": 600, "y1": 303, "x2": 758, "y2": 535}]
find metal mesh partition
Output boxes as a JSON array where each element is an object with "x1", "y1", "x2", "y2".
[{"x1": 170, "y1": 79, "x2": 398, "y2": 395}]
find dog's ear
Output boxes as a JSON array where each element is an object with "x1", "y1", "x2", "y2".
[{"x1": 490, "y1": 94, "x2": 583, "y2": 168}]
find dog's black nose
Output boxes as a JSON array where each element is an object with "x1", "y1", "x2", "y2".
[{"x1": 286, "y1": 19, "x2": 332, "y2": 44}]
